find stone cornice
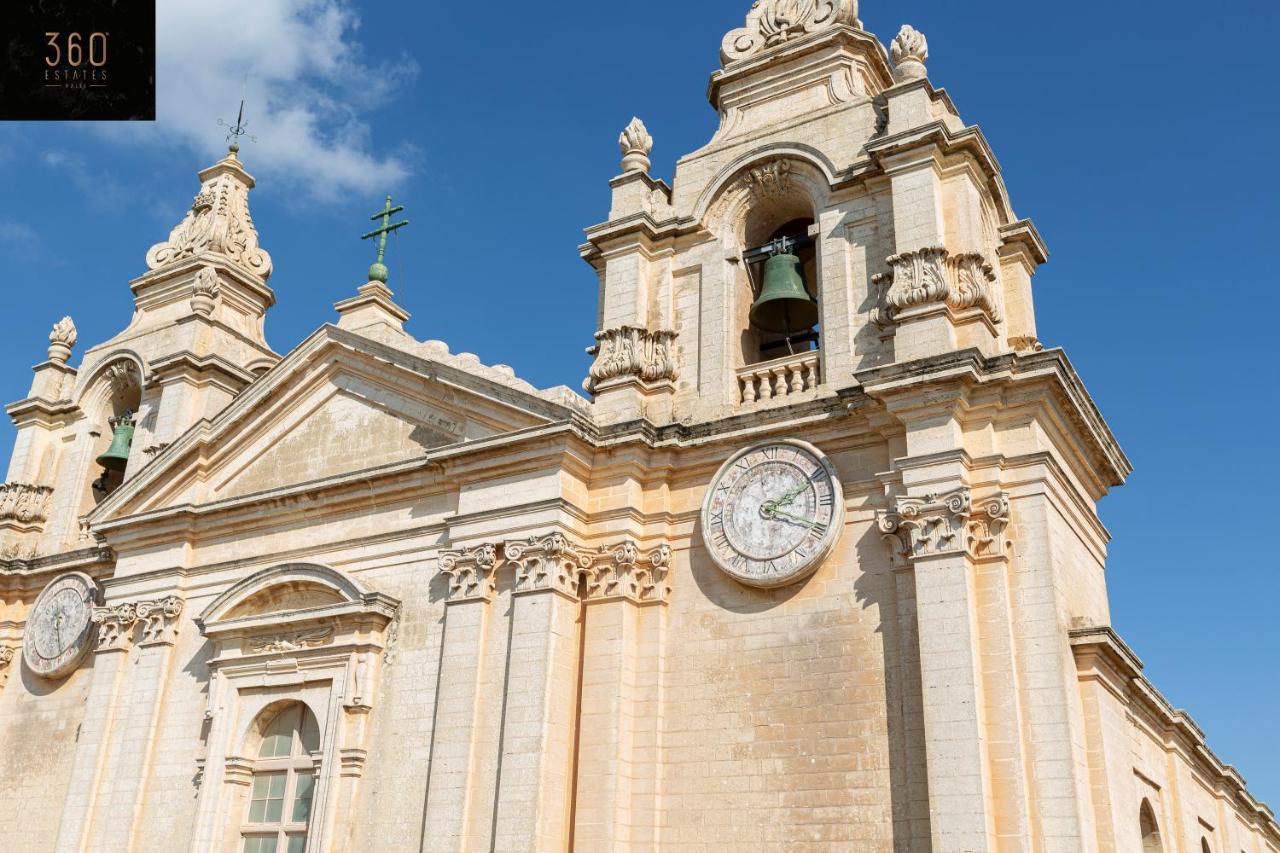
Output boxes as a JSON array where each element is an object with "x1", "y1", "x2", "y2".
[
  {"x1": 1070, "y1": 627, "x2": 1280, "y2": 841},
  {"x1": 865, "y1": 120, "x2": 1002, "y2": 178},
  {"x1": 855, "y1": 347, "x2": 1132, "y2": 490}
]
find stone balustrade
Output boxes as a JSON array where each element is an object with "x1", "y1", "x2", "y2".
[
  {"x1": 737, "y1": 351, "x2": 820, "y2": 404},
  {"x1": 0, "y1": 482, "x2": 53, "y2": 529}
]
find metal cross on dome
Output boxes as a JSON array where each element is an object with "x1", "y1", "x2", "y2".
[{"x1": 361, "y1": 195, "x2": 410, "y2": 284}]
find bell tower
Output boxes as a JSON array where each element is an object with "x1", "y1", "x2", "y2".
[
  {"x1": 2, "y1": 145, "x2": 280, "y2": 556},
  {"x1": 582, "y1": 0, "x2": 1047, "y2": 426}
]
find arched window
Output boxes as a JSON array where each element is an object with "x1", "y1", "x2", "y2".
[
  {"x1": 241, "y1": 703, "x2": 320, "y2": 853},
  {"x1": 1140, "y1": 799, "x2": 1163, "y2": 853}
]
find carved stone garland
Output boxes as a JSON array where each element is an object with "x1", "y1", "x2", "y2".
[
  {"x1": 878, "y1": 489, "x2": 1010, "y2": 565},
  {"x1": 584, "y1": 327, "x2": 678, "y2": 394},
  {"x1": 872, "y1": 247, "x2": 1002, "y2": 327},
  {"x1": 721, "y1": 0, "x2": 861, "y2": 64},
  {"x1": 145, "y1": 159, "x2": 273, "y2": 281}
]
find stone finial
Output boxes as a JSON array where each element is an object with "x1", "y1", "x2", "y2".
[
  {"x1": 619, "y1": 118, "x2": 653, "y2": 174},
  {"x1": 891, "y1": 25, "x2": 929, "y2": 81},
  {"x1": 190, "y1": 266, "x2": 221, "y2": 317},
  {"x1": 47, "y1": 316, "x2": 77, "y2": 364}
]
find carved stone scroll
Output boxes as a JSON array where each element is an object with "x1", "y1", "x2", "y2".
[
  {"x1": 505, "y1": 533, "x2": 596, "y2": 599},
  {"x1": 92, "y1": 603, "x2": 138, "y2": 652},
  {"x1": 136, "y1": 596, "x2": 185, "y2": 646},
  {"x1": 0, "y1": 645, "x2": 15, "y2": 686},
  {"x1": 872, "y1": 247, "x2": 1002, "y2": 327},
  {"x1": 585, "y1": 541, "x2": 672, "y2": 605},
  {"x1": 878, "y1": 489, "x2": 1010, "y2": 565},
  {"x1": 721, "y1": 0, "x2": 861, "y2": 64},
  {"x1": 584, "y1": 327, "x2": 678, "y2": 394}
]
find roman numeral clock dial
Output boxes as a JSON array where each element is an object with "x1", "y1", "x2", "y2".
[
  {"x1": 701, "y1": 439, "x2": 845, "y2": 589},
  {"x1": 22, "y1": 572, "x2": 101, "y2": 679}
]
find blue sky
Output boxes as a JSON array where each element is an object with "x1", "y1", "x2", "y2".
[{"x1": 2, "y1": 0, "x2": 1277, "y2": 807}]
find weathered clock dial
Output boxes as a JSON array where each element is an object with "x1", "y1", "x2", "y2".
[
  {"x1": 23, "y1": 572, "x2": 100, "y2": 679},
  {"x1": 702, "y1": 439, "x2": 844, "y2": 588}
]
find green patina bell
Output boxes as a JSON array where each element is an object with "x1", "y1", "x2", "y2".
[
  {"x1": 96, "y1": 413, "x2": 136, "y2": 473},
  {"x1": 750, "y1": 252, "x2": 819, "y2": 335}
]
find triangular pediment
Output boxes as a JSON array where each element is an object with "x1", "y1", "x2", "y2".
[{"x1": 92, "y1": 325, "x2": 581, "y2": 520}]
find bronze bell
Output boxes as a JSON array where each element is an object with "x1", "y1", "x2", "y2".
[
  {"x1": 96, "y1": 413, "x2": 136, "y2": 473},
  {"x1": 750, "y1": 251, "x2": 819, "y2": 335}
]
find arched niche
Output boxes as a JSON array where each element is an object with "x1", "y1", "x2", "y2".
[
  {"x1": 1140, "y1": 798, "x2": 1163, "y2": 853},
  {"x1": 699, "y1": 151, "x2": 834, "y2": 378},
  {"x1": 191, "y1": 563, "x2": 399, "y2": 853},
  {"x1": 74, "y1": 353, "x2": 146, "y2": 506}
]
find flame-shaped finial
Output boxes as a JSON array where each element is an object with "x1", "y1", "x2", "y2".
[
  {"x1": 891, "y1": 25, "x2": 929, "y2": 82},
  {"x1": 619, "y1": 118, "x2": 653, "y2": 174}
]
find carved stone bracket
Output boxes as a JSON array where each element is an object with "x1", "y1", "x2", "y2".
[
  {"x1": 136, "y1": 595, "x2": 185, "y2": 646},
  {"x1": 721, "y1": 0, "x2": 861, "y2": 64},
  {"x1": 92, "y1": 603, "x2": 138, "y2": 652},
  {"x1": 506, "y1": 533, "x2": 597, "y2": 599},
  {"x1": 872, "y1": 247, "x2": 1002, "y2": 327},
  {"x1": 585, "y1": 541, "x2": 672, "y2": 605},
  {"x1": 878, "y1": 488, "x2": 1010, "y2": 565},
  {"x1": 0, "y1": 645, "x2": 15, "y2": 686},
  {"x1": 0, "y1": 483, "x2": 54, "y2": 530},
  {"x1": 439, "y1": 544, "x2": 501, "y2": 603},
  {"x1": 1010, "y1": 336, "x2": 1044, "y2": 354},
  {"x1": 584, "y1": 326, "x2": 678, "y2": 394}
]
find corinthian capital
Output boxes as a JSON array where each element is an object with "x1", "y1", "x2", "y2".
[
  {"x1": 136, "y1": 595, "x2": 185, "y2": 646},
  {"x1": 585, "y1": 540, "x2": 672, "y2": 605},
  {"x1": 92, "y1": 603, "x2": 138, "y2": 652},
  {"x1": 878, "y1": 488, "x2": 1010, "y2": 565},
  {"x1": 438, "y1": 544, "x2": 500, "y2": 603},
  {"x1": 505, "y1": 533, "x2": 595, "y2": 599}
]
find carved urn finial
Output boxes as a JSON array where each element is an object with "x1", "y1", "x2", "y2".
[
  {"x1": 619, "y1": 118, "x2": 653, "y2": 174},
  {"x1": 891, "y1": 25, "x2": 929, "y2": 82},
  {"x1": 47, "y1": 316, "x2": 77, "y2": 364},
  {"x1": 190, "y1": 266, "x2": 221, "y2": 317}
]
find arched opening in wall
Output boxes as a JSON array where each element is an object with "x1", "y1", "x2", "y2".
[
  {"x1": 743, "y1": 216, "x2": 820, "y2": 364},
  {"x1": 88, "y1": 361, "x2": 142, "y2": 503},
  {"x1": 240, "y1": 702, "x2": 320, "y2": 853},
  {"x1": 1140, "y1": 799, "x2": 1163, "y2": 853}
]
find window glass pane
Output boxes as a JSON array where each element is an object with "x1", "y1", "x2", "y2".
[
  {"x1": 259, "y1": 707, "x2": 294, "y2": 758},
  {"x1": 264, "y1": 796, "x2": 284, "y2": 824},
  {"x1": 291, "y1": 773, "x2": 315, "y2": 823},
  {"x1": 268, "y1": 773, "x2": 287, "y2": 798},
  {"x1": 286, "y1": 835, "x2": 306, "y2": 853},
  {"x1": 247, "y1": 799, "x2": 267, "y2": 823},
  {"x1": 299, "y1": 708, "x2": 320, "y2": 754},
  {"x1": 242, "y1": 839, "x2": 258, "y2": 853},
  {"x1": 247, "y1": 771, "x2": 286, "y2": 824},
  {"x1": 243, "y1": 838, "x2": 278, "y2": 853}
]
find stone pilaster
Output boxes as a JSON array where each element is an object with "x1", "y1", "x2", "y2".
[
  {"x1": 879, "y1": 489, "x2": 1011, "y2": 853},
  {"x1": 423, "y1": 544, "x2": 503, "y2": 853}
]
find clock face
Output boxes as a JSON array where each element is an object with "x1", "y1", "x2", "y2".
[
  {"x1": 23, "y1": 573, "x2": 100, "y2": 679},
  {"x1": 702, "y1": 439, "x2": 844, "y2": 588}
]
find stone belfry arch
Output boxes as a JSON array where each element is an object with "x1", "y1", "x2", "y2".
[{"x1": 2, "y1": 144, "x2": 280, "y2": 557}]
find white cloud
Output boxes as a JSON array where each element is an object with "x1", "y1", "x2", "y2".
[
  {"x1": 0, "y1": 220, "x2": 43, "y2": 255},
  {"x1": 97, "y1": 0, "x2": 418, "y2": 202}
]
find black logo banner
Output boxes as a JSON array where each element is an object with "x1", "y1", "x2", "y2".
[{"x1": 1, "y1": 0, "x2": 156, "y2": 120}]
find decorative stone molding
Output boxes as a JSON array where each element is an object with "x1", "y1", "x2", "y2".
[
  {"x1": 0, "y1": 483, "x2": 54, "y2": 529},
  {"x1": 223, "y1": 756, "x2": 254, "y2": 787},
  {"x1": 741, "y1": 158, "x2": 794, "y2": 201},
  {"x1": 872, "y1": 247, "x2": 1002, "y2": 326},
  {"x1": 136, "y1": 595, "x2": 185, "y2": 646},
  {"x1": 619, "y1": 117, "x2": 653, "y2": 174},
  {"x1": 339, "y1": 748, "x2": 368, "y2": 778},
  {"x1": 506, "y1": 533, "x2": 596, "y2": 599},
  {"x1": 92, "y1": 603, "x2": 138, "y2": 651},
  {"x1": 890, "y1": 24, "x2": 928, "y2": 81},
  {"x1": 439, "y1": 544, "x2": 501, "y2": 603},
  {"x1": 0, "y1": 645, "x2": 15, "y2": 686},
  {"x1": 585, "y1": 541, "x2": 672, "y2": 605},
  {"x1": 1010, "y1": 336, "x2": 1044, "y2": 354},
  {"x1": 48, "y1": 316, "x2": 77, "y2": 364},
  {"x1": 721, "y1": 0, "x2": 861, "y2": 64},
  {"x1": 584, "y1": 326, "x2": 678, "y2": 394},
  {"x1": 190, "y1": 266, "x2": 221, "y2": 317},
  {"x1": 878, "y1": 489, "x2": 1010, "y2": 564},
  {"x1": 104, "y1": 360, "x2": 140, "y2": 395},
  {"x1": 145, "y1": 155, "x2": 273, "y2": 281},
  {"x1": 245, "y1": 626, "x2": 333, "y2": 655}
]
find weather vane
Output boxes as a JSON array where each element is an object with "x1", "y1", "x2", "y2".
[
  {"x1": 218, "y1": 79, "x2": 257, "y2": 154},
  {"x1": 361, "y1": 196, "x2": 409, "y2": 284}
]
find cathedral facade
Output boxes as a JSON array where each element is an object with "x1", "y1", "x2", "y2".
[{"x1": 0, "y1": 3, "x2": 1275, "y2": 852}]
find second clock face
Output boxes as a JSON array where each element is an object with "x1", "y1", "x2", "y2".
[{"x1": 702, "y1": 439, "x2": 844, "y2": 588}]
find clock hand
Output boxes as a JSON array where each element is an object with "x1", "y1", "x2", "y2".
[
  {"x1": 761, "y1": 506, "x2": 822, "y2": 529},
  {"x1": 773, "y1": 482, "x2": 809, "y2": 509}
]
